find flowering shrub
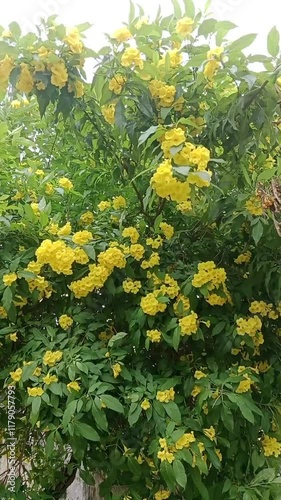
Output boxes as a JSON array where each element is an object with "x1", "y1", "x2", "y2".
[{"x1": 1, "y1": 1, "x2": 281, "y2": 499}]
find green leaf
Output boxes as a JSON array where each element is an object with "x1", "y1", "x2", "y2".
[
  {"x1": 267, "y1": 26, "x2": 280, "y2": 57},
  {"x1": 191, "y1": 468, "x2": 209, "y2": 500},
  {"x1": 160, "y1": 461, "x2": 176, "y2": 490},
  {"x1": 228, "y1": 34, "x2": 257, "y2": 52},
  {"x1": 101, "y1": 395, "x2": 124, "y2": 413},
  {"x1": 171, "y1": 0, "x2": 182, "y2": 17},
  {"x1": 92, "y1": 399, "x2": 108, "y2": 432},
  {"x1": 108, "y1": 331, "x2": 127, "y2": 347},
  {"x1": 250, "y1": 468, "x2": 275, "y2": 485},
  {"x1": 227, "y1": 394, "x2": 255, "y2": 423},
  {"x1": 221, "y1": 405, "x2": 234, "y2": 432},
  {"x1": 45, "y1": 432, "x2": 55, "y2": 457},
  {"x1": 173, "y1": 459, "x2": 187, "y2": 488},
  {"x1": 127, "y1": 457, "x2": 141, "y2": 477},
  {"x1": 31, "y1": 397, "x2": 41, "y2": 417},
  {"x1": 198, "y1": 19, "x2": 217, "y2": 38},
  {"x1": 2, "y1": 287, "x2": 13, "y2": 312},
  {"x1": 252, "y1": 220, "x2": 263, "y2": 245},
  {"x1": 138, "y1": 125, "x2": 159, "y2": 146},
  {"x1": 8, "y1": 22, "x2": 21, "y2": 38},
  {"x1": 129, "y1": 0, "x2": 136, "y2": 23},
  {"x1": 183, "y1": 0, "x2": 195, "y2": 18},
  {"x1": 62, "y1": 400, "x2": 77, "y2": 427},
  {"x1": 74, "y1": 422, "x2": 100, "y2": 441},
  {"x1": 172, "y1": 327, "x2": 181, "y2": 351},
  {"x1": 128, "y1": 404, "x2": 142, "y2": 426},
  {"x1": 164, "y1": 401, "x2": 181, "y2": 423}
]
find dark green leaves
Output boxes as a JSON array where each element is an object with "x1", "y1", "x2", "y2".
[
  {"x1": 252, "y1": 220, "x2": 264, "y2": 245},
  {"x1": 173, "y1": 459, "x2": 187, "y2": 488},
  {"x1": 267, "y1": 26, "x2": 280, "y2": 57},
  {"x1": 74, "y1": 422, "x2": 100, "y2": 441},
  {"x1": 101, "y1": 395, "x2": 124, "y2": 413},
  {"x1": 164, "y1": 401, "x2": 181, "y2": 423}
]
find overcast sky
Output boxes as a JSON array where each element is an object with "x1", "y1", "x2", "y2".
[{"x1": 1, "y1": 0, "x2": 281, "y2": 54}]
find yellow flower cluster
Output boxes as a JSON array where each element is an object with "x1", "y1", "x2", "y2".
[
  {"x1": 151, "y1": 159, "x2": 191, "y2": 202},
  {"x1": 249, "y1": 301, "x2": 273, "y2": 317},
  {"x1": 147, "y1": 329, "x2": 161, "y2": 342},
  {"x1": 122, "y1": 226, "x2": 140, "y2": 243},
  {"x1": 98, "y1": 247, "x2": 126, "y2": 271},
  {"x1": 194, "y1": 370, "x2": 207, "y2": 380},
  {"x1": 80, "y1": 211, "x2": 94, "y2": 224},
  {"x1": 173, "y1": 294, "x2": 190, "y2": 316},
  {"x1": 74, "y1": 248, "x2": 89, "y2": 264},
  {"x1": 123, "y1": 278, "x2": 141, "y2": 294},
  {"x1": 140, "y1": 292, "x2": 167, "y2": 315},
  {"x1": 59, "y1": 177, "x2": 73, "y2": 190},
  {"x1": 179, "y1": 311, "x2": 198, "y2": 336},
  {"x1": 130, "y1": 244, "x2": 145, "y2": 260},
  {"x1": 246, "y1": 196, "x2": 263, "y2": 216},
  {"x1": 192, "y1": 261, "x2": 227, "y2": 290},
  {"x1": 69, "y1": 264, "x2": 110, "y2": 298},
  {"x1": 112, "y1": 27, "x2": 132, "y2": 43},
  {"x1": 157, "y1": 438, "x2": 175, "y2": 463},
  {"x1": 146, "y1": 236, "x2": 163, "y2": 249},
  {"x1": 67, "y1": 380, "x2": 81, "y2": 392},
  {"x1": 159, "y1": 222, "x2": 174, "y2": 240},
  {"x1": 234, "y1": 251, "x2": 252, "y2": 264},
  {"x1": 141, "y1": 252, "x2": 160, "y2": 269},
  {"x1": 36, "y1": 239, "x2": 76, "y2": 275},
  {"x1": 175, "y1": 432, "x2": 196, "y2": 450},
  {"x1": 176, "y1": 16, "x2": 193, "y2": 36},
  {"x1": 59, "y1": 314, "x2": 73, "y2": 330},
  {"x1": 17, "y1": 63, "x2": 34, "y2": 93},
  {"x1": 72, "y1": 230, "x2": 93, "y2": 245},
  {"x1": 98, "y1": 200, "x2": 111, "y2": 211},
  {"x1": 141, "y1": 399, "x2": 151, "y2": 410},
  {"x1": 112, "y1": 195, "x2": 127, "y2": 209},
  {"x1": 43, "y1": 374, "x2": 58, "y2": 385},
  {"x1": 101, "y1": 103, "x2": 116, "y2": 125},
  {"x1": 112, "y1": 362, "x2": 122, "y2": 378},
  {"x1": 0, "y1": 55, "x2": 13, "y2": 89},
  {"x1": 149, "y1": 79, "x2": 176, "y2": 107},
  {"x1": 236, "y1": 316, "x2": 262, "y2": 337},
  {"x1": 121, "y1": 48, "x2": 143, "y2": 68},
  {"x1": 43, "y1": 350, "x2": 63, "y2": 366},
  {"x1": 156, "y1": 388, "x2": 175, "y2": 403},
  {"x1": 109, "y1": 74, "x2": 127, "y2": 94},
  {"x1": 177, "y1": 200, "x2": 192, "y2": 213},
  {"x1": 172, "y1": 142, "x2": 210, "y2": 170},
  {"x1": 154, "y1": 490, "x2": 170, "y2": 500},
  {"x1": 64, "y1": 27, "x2": 83, "y2": 54},
  {"x1": 262, "y1": 435, "x2": 281, "y2": 457},
  {"x1": 10, "y1": 368, "x2": 22, "y2": 382},
  {"x1": 50, "y1": 61, "x2": 68, "y2": 89},
  {"x1": 236, "y1": 377, "x2": 253, "y2": 393},
  {"x1": 27, "y1": 387, "x2": 44, "y2": 397},
  {"x1": 204, "y1": 426, "x2": 216, "y2": 441},
  {"x1": 206, "y1": 293, "x2": 227, "y2": 306},
  {"x1": 3, "y1": 272, "x2": 17, "y2": 286}
]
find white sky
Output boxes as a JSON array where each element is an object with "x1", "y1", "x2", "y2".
[{"x1": 1, "y1": 0, "x2": 281, "y2": 54}]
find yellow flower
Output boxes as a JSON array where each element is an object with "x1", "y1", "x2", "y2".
[
  {"x1": 3, "y1": 273, "x2": 17, "y2": 286},
  {"x1": 204, "y1": 60, "x2": 220, "y2": 80},
  {"x1": 236, "y1": 378, "x2": 252, "y2": 393},
  {"x1": 262, "y1": 435, "x2": 281, "y2": 457},
  {"x1": 207, "y1": 47, "x2": 224, "y2": 60},
  {"x1": 135, "y1": 16, "x2": 149, "y2": 30},
  {"x1": 156, "y1": 388, "x2": 175, "y2": 403},
  {"x1": 112, "y1": 27, "x2": 132, "y2": 43},
  {"x1": 72, "y1": 230, "x2": 93, "y2": 245},
  {"x1": 191, "y1": 385, "x2": 202, "y2": 397},
  {"x1": 43, "y1": 350, "x2": 63, "y2": 367},
  {"x1": 0, "y1": 55, "x2": 13, "y2": 88},
  {"x1": 9, "y1": 333, "x2": 18, "y2": 342},
  {"x1": 112, "y1": 195, "x2": 127, "y2": 209},
  {"x1": 129, "y1": 244, "x2": 145, "y2": 261},
  {"x1": 59, "y1": 314, "x2": 73, "y2": 330},
  {"x1": 121, "y1": 48, "x2": 143, "y2": 69},
  {"x1": 154, "y1": 490, "x2": 170, "y2": 500},
  {"x1": 112, "y1": 363, "x2": 122, "y2": 378},
  {"x1": 101, "y1": 103, "x2": 116, "y2": 125},
  {"x1": 203, "y1": 426, "x2": 216, "y2": 441},
  {"x1": 140, "y1": 293, "x2": 166, "y2": 316},
  {"x1": 146, "y1": 329, "x2": 161, "y2": 343},
  {"x1": 175, "y1": 432, "x2": 196, "y2": 450},
  {"x1": 43, "y1": 374, "x2": 58, "y2": 385},
  {"x1": 74, "y1": 248, "x2": 89, "y2": 265},
  {"x1": 57, "y1": 222, "x2": 72, "y2": 236},
  {"x1": 245, "y1": 196, "x2": 263, "y2": 216},
  {"x1": 215, "y1": 448, "x2": 222, "y2": 461},
  {"x1": 159, "y1": 222, "x2": 174, "y2": 240},
  {"x1": 123, "y1": 278, "x2": 141, "y2": 294},
  {"x1": 176, "y1": 17, "x2": 193, "y2": 36},
  {"x1": 37, "y1": 46, "x2": 49, "y2": 58},
  {"x1": 59, "y1": 177, "x2": 73, "y2": 190},
  {"x1": 11, "y1": 99, "x2": 21, "y2": 109},
  {"x1": 67, "y1": 380, "x2": 80, "y2": 392},
  {"x1": 10, "y1": 368, "x2": 22, "y2": 382},
  {"x1": 64, "y1": 27, "x2": 83, "y2": 53},
  {"x1": 80, "y1": 211, "x2": 94, "y2": 224},
  {"x1": 50, "y1": 61, "x2": 68, "y2": 88},
  {"x1": 33, "y1": 367, "x2": 42, "y2": 377},
  {"x1": 109, "y1": 75, "x2": 127, "y2": 95},
  {"x1": 122, "y1": 226, "x2": 140, "y2": 243},
  {"x1": 194, "y1": 370, "x2": 207, "y2": 380},
  {"x1": 234, "y1": 251, "x2": 252, "y2": 264},
  {"x1": 0, "y1": 306, "x2": 8, "y2": 318},
  {"x1": 179, "y1": 311, "x2": 198, "y2": 336},
  {"x1": 17, "y1": 63, "x2": 34, "y2": 93},
  {"x1": 141, "y1": 399, "x2": 151, "y2": 410},
  {"x1": 157, "y1": 449, "x2": 175, "y2": 463},
  {"x1": 27, "y1": 387, "x2": 44, "y2": 397},
  {"x1": 236, "y1": 316, "x2": 262, "y2": 337},
  {"x1": 97, "y1": 200, "x2": 111, "y2": 211},
  {"x1": 45, "y1": 182, "x2": 54, "y2": 195}
]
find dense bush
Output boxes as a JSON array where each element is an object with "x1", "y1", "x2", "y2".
[{"x1": 1, "y1": 1, "x2": 281, "y2": 498}]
